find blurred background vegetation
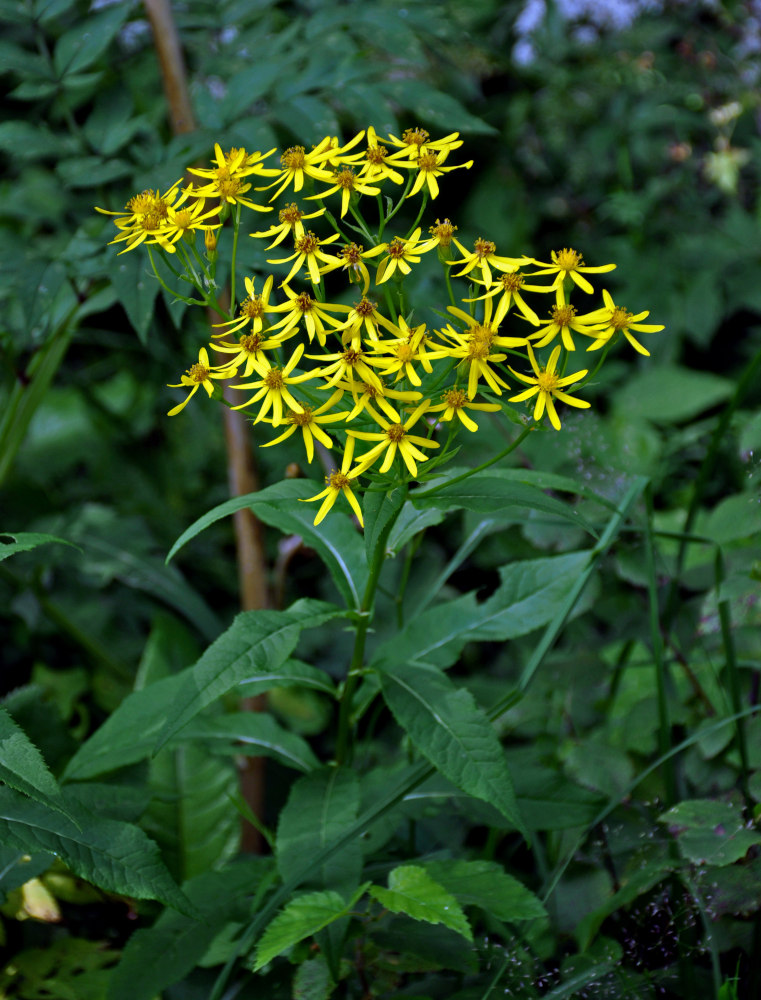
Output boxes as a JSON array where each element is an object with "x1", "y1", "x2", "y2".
[{"x1": 2, "y1": 0, "x2": 761, "y2": 996}]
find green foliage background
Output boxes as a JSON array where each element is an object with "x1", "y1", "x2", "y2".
[{"x1": 1, "y1": 0, "x2": 761, "y2": 998}]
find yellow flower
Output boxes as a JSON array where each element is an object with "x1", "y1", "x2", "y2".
[
  {"x1": 167, "y1": 347, "x2": 234, "y2": 416},
  {"x1": 268, "y1": 231, "x2": 343, "y2": 285},
  {"x1": 528, "y1": 248, "x2": 615, "y2": 294},
  {"x1": 301, "y1": 436, "x2": 364, "y2": 527},
  {"x1": 256, "y1": 137, "x2": 357, "y2": 202},
  {"x1": 307, "y1": 167, "x2": 381, "y2": 217},
  {"x1": 529, "y1": 299, "x2": 604, "y2": 352},
  {"x1": 162, "y1": 190, "x2": 221, "y2": 245},
  {"x1": 335, "y1": 296, "x2": 400, "y2": 344},
  {"x1": 577, "y1": 289, "x2": 664, "y2": 356},
  {"x1": 447, "y1": 237, "x2": 528, "y2": 287},
  {"x1": 385, "y1": 128, "x2": 464, "y2": 161},
  {"x1": 306, "y1": 344, "x2": 386, "y2": 393},
  {"x1": 317, "y1": 243, "x2": 372, "y2": 295},
  {"x1": 347, "y1": 401, "x2": 439, "y2": 477},
  {"x1": 508, "y1": 344, "x2": 590, "y2": 431},
  {"x1": 445, "y1": 295, "x2": 528, "y2": 352},
  {"x1": 212, "y1": 275, "x2": 276, "y2": 338},
  {"x1": 266, "y1": 284, "x2": 350, "y2": 346},
  {"x1": 230, "y1": 343, "x2": 313, "y2": 425},
  {"x1": 403, "y1": 149, "x2": 473, "y2": 200},
  {"x1": 335, "y1": 377, "x2": 422, "y2": 422},
  {"x1": 340, "y1": 126, "x2": 407, "y2": 185},
  {"x1": 189, "y1": 145, "x2": 274, "y2": 213},
  {"x1": 363, "y1": 228, "x2": 431, "y2": 284},
  {"x1": 96, "y1": 180, "x2": 184, "y2": 254},
  {"x1": 210, "y1": 328, "x2": 294, "y2": 378},
  {"x1": 428, "y1": 388, "x2": 501, "y2": 432},
  {"x1": 260, "y1": 390, "x2": 347, "y2": 463},
  {"x1": 465, "y1": 270, "x2": 551, "y2": 326},
  {"x1": 369, "y1": 319, "x2": 435, "y2": 387},
  {"x1": 250, "y1": 203, "x2": 326, "y2": 249}
]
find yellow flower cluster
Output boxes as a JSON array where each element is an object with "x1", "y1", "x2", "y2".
[{"x1": 96, "y1": 128, "x2": 664, "y2": 526}]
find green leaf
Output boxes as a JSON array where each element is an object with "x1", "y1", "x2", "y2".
[
  {"x1": 109, "y1": 859, "x2": 271, "y2": 1000},
  {"x1": 0, "y1": 531, "x2": 77, "y2": 563},
  {"x1": 411, "y1": 474, "x2": 597, "y2": 536},
  {"x1": 369, "y1": 865, "x2": 473, "y2": 941},
  {"x1": 53, "y1": 3, "x2": 129, "y2": 76},
  {"x1": 363, "y1": 487, "x2": 405, "y2": 567},
  {"x1": 659, "y1": 799, "x2": 761, "y2": 866},
  {"x1": 184, "y1": 713, "x2": 320, "y2": 773},
  {"x1": 614, "y1": 365, "x2": 734, "y2": 424},
  {"x1": 371, "y1": 552, "x2": 589, "y2": 671},
  {"x1": 107, "y1": 249, "x2": 160, "y2": 343},
  {"x1": 154, "y1": 599, "x2": 342, "y2": 751},
  {"x1": 0, "y1": 707, "x2": 66, "y2": 813},
  {"x1": 387, "y1": 501, "x2": 446, "y2": 554},
  {"x1": 167, "y1": 481, "x2": 368, "y2": 610},
  {"x1": 64, "y1": 673, "x2": 185, "y2": 781},
  {"x1": 292, "y1": 955, "x2": 333, "y2": 1000},
  {"x1": 378, "y1": 661, "x2": 528, "y2": 839},
  {"x1": 143, "y1": 741, "x2": 238, "y2": 884},
  {"x1": 277, "y1": 768, "x2": 361, "y2": 897},
  {"x1": 254, "y1": 886, "x2": 367, "y2": 970},
  {"x1": 0, "y1": 787, "x2": 193, "y2": 915},
  {"x1": 422, "y1": 859, "x2": 545, "y2": 922},
  {"x1": 236, "y1": 657, "x2": 337, "y2": 697},
  {"x1": 81, "y1": 533, "x2": 222, "y2": 642}
]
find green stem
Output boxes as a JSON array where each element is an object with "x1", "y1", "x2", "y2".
[
  {"x1": 230, "y1": 203, "x2": 241, "y2": 310},
  {"x1": 645, "y1": 484, "x2": 677, "y2": 805},
  {"x1": 413, "y1": 423, "x2": 535, "y2": 499},
  {"x1": 334, "y1": 488, "x2": 407, "y2": 764},
  {"x1": 443, "y1": 261, "x2": 457, "y2": 309},
  {"x1": 405, "y1": 191, "x2": 428, "y2": 238},
  {"x1": 379, "y1": 173, "x2": 415, "y2": 236},
  {"x1": 146, "y1": 247, "x2": 198, "y2": 305},
  {"x1": 716, "y1": 547, "x2": 751, "y2": 807}
]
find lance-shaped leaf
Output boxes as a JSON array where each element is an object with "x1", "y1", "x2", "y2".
[
  {"x1": 166, "y1": 481, "x2": 368, "y2": 610},
  {"x1": 371, "y1": 552, "x2": 590, "y2": 672},
  {"x1": 65, "y1": 656, "x2": 334, "y2": 782},
  {"x1": 369, "y1": 865, "x2": 472, "y2": 942},
  {"x1": 254, "y1": 885, "x2": 368, "y2": 971},
  {"x1": 0, "y1": 786, "x2": 193, "y2": 915},
  {"x1": 411, "y1": 473, "x2": 597, "y2": 536},
  {"x1": 363, "y1": 487, "x2": 405, "y2": 566},
  {"x1": 0, "y1": 708, "x2": 67, "y2": 815},
  {"x1": 277, "y1": 768, "x2": 361, "y2": 897},
  {"x1": 0, "y1": 531, "x2": 78, "y2": 563},
  {"x1": 183, "y1": 714, "x2": 319, "y2": 773},
  {"x1": 154, "y1": 599, "x2": 342, "y2": 752},
  {"x1": 379, "y1": 661, "x2": 528, "y2": 840}
]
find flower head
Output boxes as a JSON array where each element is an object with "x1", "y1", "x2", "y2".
[
  {"x1": 528, "y1": 248, "x2": 615, "y2": 294},
  {"x1": 167, "y1": 347, "x2": 234, "y2": 415},
  {"x1": 578, "y1": 289, "x2": 664, "y2": 356},
  {"x1": 508, "y1": 344, "x2": 590, "y2": 430},
  {"x1": 301, "y1": 436, "x2": 364, "y2": 526}
]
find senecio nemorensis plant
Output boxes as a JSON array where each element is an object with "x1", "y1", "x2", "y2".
[{"x1": 93, "y1": 128, "x2": 664, "y2": 995}]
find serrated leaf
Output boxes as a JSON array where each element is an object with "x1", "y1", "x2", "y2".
[
  {"x1": 0, "y1": 786, "x2": 193, "y2": 915},
  {"x1": 154, "y1": 599, "x2": 342, "y2": 751},
  {"x1": 0, "y1": 707, "x2": 66, "y2": 813},
  {"x1": 277, "y1": 768, "x2": 361, "y2": 896},
  {"x1": 0, "y1": 531, "x2": 77, "y2": 563},
  {"x1": 659, "y1": 799, "x2": 761, "y2": 866},
  {"x1": 254, "y1": 886, "x2": 367, "y2": 970},
  {"x1": 369, "y1": 865, "x2": 472, "y2": 941},
  {"x1": 167, "y1": 481, "x2": 367, "y2": 609},
  {"x1": 388, "y1": 501, "x2": 446, "y2": 553},
  {"x1": 107, "y1": 250, "x2": 160, "y2": 342},
  {"x1": 184, "y1": 713, "x2": 319, "y2": 773},
  {"x1": 379, "y1": 661, "x2": 527, "y2": 838},
  {"x1": 237, "y1": 658, "x2": 336, "y2": 697},
  {"x1": 423, "y1": 859, "x2": 545, "y2": 922},
  {"x1": 292, "y1": 955, "x2": 333, "y2": 1000},
  {"x1": 109, "y1": 859, "x2": 271, "y2": 1000}
]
